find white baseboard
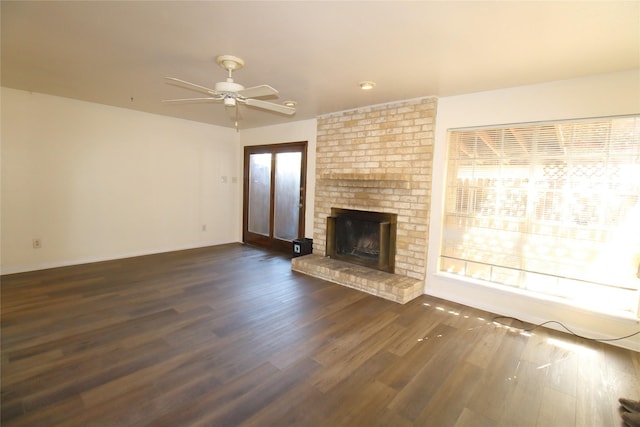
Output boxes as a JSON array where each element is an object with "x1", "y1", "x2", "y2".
[{"x1": 1, "y1": 240, "x2": 239, "y2": 275}]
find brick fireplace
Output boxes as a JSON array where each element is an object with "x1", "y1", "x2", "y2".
[{"x1": 292, "y1": 97, "x2": 436, "y2": 303}]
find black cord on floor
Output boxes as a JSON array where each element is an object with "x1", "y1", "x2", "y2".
[{"x1": 491, "y1": 316, "x2": 640, "y2": 343}]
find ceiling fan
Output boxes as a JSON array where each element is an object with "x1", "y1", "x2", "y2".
[{"x1": 164, "y1": 55, "x2": 296, "y2": 128}]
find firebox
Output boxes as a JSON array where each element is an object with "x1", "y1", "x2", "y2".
[{"x1": 326, "y1": 208, "x2": 397, "y2": 273}]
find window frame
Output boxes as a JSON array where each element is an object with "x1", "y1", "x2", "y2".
[{"x1": 439, "y1": 114, "x2": 640, "y2": 317}]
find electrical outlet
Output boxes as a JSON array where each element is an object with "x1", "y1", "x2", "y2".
[{"x1": 32, "y1": 238, "x2": 42, "y2": 249}]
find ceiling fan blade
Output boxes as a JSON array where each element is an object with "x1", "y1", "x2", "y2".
[
  {"x1": 162, "y1": 97, "x2": 222, "y2": 104},
  {"x1": 237, "y1": 84, "x2": 278, "y2": 99},
  {"x1": 165, "y1": 77, "x2": 219, "y2": 97},
  {"x1": 244, "y1": 98, "x2": 296, "y2": 115}
]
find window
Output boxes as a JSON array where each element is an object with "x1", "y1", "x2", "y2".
[{"x1": 441, "y1": 116, "x2": 640, "y2": 316}]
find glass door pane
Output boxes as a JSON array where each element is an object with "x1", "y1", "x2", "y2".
[
  {"x1": 274, "y1": 152, "x2": 302, "y2": 241},
  {"x1": 248, "y1": 153, "x2": 272, "y2": 236}
]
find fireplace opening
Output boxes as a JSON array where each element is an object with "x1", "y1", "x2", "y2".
[{"x1": 326, "y1": 208, "x2": 397, "y2": 273}]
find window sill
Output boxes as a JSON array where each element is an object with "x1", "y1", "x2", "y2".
[{"x1": 435, "y1": 271, "x2": 640, "y2": 324}]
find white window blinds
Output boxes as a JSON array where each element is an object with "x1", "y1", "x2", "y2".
[{"x1": 441, "y1": 116, "x2": 640, "y2": 315}]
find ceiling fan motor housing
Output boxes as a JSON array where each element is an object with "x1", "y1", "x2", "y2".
[{"x1": 215, "y1": 80, "x2": 245, "y2": 93}]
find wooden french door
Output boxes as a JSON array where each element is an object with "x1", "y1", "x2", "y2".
[{"x1": 243, "y1": 141, "x2": 307, "y2": 253}]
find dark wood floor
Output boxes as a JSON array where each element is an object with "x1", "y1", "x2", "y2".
[{"x1": 2, "y1": 243, "x2": 639, "y2": 426}]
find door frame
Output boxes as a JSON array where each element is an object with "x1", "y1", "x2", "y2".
[{"x1": 242, "y1": 141, "x2": 307, "y2": 253}]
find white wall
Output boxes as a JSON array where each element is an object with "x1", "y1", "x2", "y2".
[
  {"x1": 1, "y1": 88, "x2": 241, "y2": 274},
  {"x1": 239, "y1": 119, "x2": 318, "y2": 239},
  {"x1": 428, "y1": 70, "x2": 640, "y2": 350}
]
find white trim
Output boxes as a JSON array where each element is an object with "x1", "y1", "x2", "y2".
[{"x1": 1, "y1": 240, "x2": 239, "y2": 275}]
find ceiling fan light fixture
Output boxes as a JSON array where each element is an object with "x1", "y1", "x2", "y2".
[
  {"x1": 359, "y1": 81, "x2": 376, "y2": 90},
  {"x1": 223, "y1": 97, "x2": 236, "y2": 107},
  {"x1": 283, "y1": 100, "x2": 297, "y2": 107}
]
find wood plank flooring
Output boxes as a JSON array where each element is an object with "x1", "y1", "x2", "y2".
[{"x1": 2, "y1": 243, "x2": 639, "y2": 426}]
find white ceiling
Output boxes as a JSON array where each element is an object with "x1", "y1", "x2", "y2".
[{"x1": 2, "y1": 1, "x2": 639, "y2": 129}]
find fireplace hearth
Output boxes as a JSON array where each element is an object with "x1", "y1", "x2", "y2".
[{"x1": 326, "y1": 208, "x2": 397, "y2": 273}]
